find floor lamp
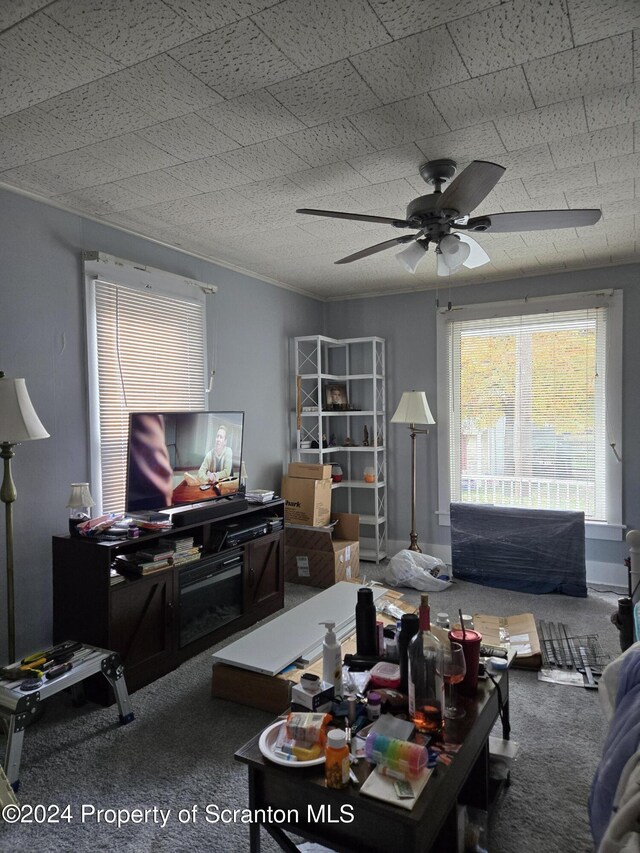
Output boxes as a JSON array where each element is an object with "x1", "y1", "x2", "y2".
[
  {"x1": 0, "y1": 373, "x2": 49, "y2": 663},
  {"x1": 391, "y1": 391, "x2": 435, "y2": 553}
]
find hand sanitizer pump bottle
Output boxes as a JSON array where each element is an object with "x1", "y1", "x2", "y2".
[{"x1": 320, "y1": 621, "x2": 342, "y2": 698}]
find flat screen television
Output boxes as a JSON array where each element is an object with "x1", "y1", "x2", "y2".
[{"x1": 125, "y1": 411, "x2": 245, "y2": 513}]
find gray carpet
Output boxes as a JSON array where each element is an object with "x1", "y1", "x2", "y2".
[{"x1": 0, "y1": 575, "x2": 623, "y2": 853}]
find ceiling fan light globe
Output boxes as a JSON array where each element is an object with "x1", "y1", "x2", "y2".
[{"x1": 395, "y1": 241, "x2": 426, "y2": 274}]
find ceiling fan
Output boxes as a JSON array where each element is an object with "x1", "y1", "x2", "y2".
[{"x1": 296, "y1": 159, "x2": 602, "y2": 276}]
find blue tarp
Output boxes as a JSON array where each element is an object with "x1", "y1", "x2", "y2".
[{"x1": 450, "y1": 503, "x2": 587, "y2": 597}]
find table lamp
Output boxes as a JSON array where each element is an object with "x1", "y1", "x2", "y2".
[
  {"x1": 391, "y1": 391, "x2": 435, "y2": 553},
  {"x1": 66, "y1": 483, "x2": 95, "y2": 535},
  {"x1": 0, "y1": 372, "x2": 49, "y2": 663}
]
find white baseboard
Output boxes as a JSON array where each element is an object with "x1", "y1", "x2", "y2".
[{"x1": 384, "y1": 540, "x2": 627, "y2": 591}]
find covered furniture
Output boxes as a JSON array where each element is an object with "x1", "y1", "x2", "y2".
[{"x1": 450, "y1": 503, "x2": 586, "y2": 596}]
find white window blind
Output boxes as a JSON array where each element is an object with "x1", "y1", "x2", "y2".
[
  {"x1": 437, "y1": 290, "x2": 623, "y2": 536},
  {"x1": 86, "y1": 270, "x2": 207, "y2": 514}
]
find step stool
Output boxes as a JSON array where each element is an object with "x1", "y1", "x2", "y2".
[{"x1": 0, "y1": 644, "x2": 134, "y2": 791}]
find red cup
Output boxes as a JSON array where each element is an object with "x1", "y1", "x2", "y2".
[{"x1": 448, "y1": 629, "x2": 482, "y2": 697}]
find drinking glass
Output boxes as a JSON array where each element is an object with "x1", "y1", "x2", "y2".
[{"x1": 438, "y1": 641, "x2": 466, "y2": 719}]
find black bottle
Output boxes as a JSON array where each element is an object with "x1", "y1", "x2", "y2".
[
  {"x1": 355, "y1": 587, "x2": 377, "y2": 656},
  {"x1": 398, "y1": 613, "x2": 419, "y2": 694}
]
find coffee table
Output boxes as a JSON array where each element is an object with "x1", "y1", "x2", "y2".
[{"x1": 235, "y1": 670, "x2": 509, "y2": 853}]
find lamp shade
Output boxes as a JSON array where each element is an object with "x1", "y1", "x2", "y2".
[
  {"x1": 391, "y1": 391, "x2": 435, "y2": 425},
  {"x1": 395, "y1": 241, "x2": 427, "y2": 274},
  {"x1": 0, "y1": 375, "x2": 49, "y2": 443},
  {"x1": 439, "y1": 234, "x2": 471, "y2": 271},
  {"x1": 66, "y1": 483, "x2": 95, "y2": 509}
]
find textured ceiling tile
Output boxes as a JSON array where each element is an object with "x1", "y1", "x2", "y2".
[
  {"x1": 1, "y1": 149, "x2": 129, "y2": 195},
  {"x1": 164, "y1": 156, "x2": 254, "y2": 193},
  {"x1": 430, "y1": 67, "x2": 535, "y2": 130},
  {"x1": 169, "y1": 19, "x2": 299, "y2": 99},
  {"x1": 584, "y1": 82, "x2": 640, "y2": 131},
  {"x1": 197, "y1": 91, "x2": 306, "y2": 146},
  {"x1": 253, "y1": 0, "x2": 390, "y2": 72},
  {"x1": 55, "y1": 182, "x2": 150, "y2": 215},
  {"x1": 346, "y1": 178, "x2": 416, "y2": 212},
  {"x1": 601, "y1": 198, "x2": 640, "y2": 220},
  {"x1": 0, "y1": 64, "x2": 61, "y2": 118},
  {"x1": 216, "y1": 139, "x2": 310, "y2": 181},
  {"x1": 46, "y1": 0, "x2": 200, "y2": 65},
  {"x1": 0, "y1": 13, "x2": 121, "y2": 88},
  {"x1": 349, "y1": 144, "x2": 431, "y2": 183},
  {"x1": 0, "y1": 108, "x2": 84, "y2": 170},
  {"x1": 568, "y1": 0, "x2": 640, "y2": 46},
  {"x1": 449, "y1": 0, "x2": 572, "y2": 77},
  {"x1": 349, "y1": 93, "x2": 448, "y2": 149},
  {"x1": 485, "y1": 144, "x2": 555, "y2": 183},
  {"x1": 522, "y1": 228, "x2": 579, "y2": 247},
  {"x1": 417, "y1": 122, "x2": 506, "y2": 161},
  {"x1": 494, "y1": 99, "x2": 588, "y2": 151},
  {"x1": 83, "y1": 134, "x2": 182, "y2": 173},
  {"x1": 550, "y1": 125, "x2": 633, "y2": 169},
  {"x1": 161, "y1": 0, "x2": 277, "y2": 32},
  {"x1": 36, "y1": 79, "x2": 158, "y2": 142},
  {"x1": 350, "y1": 26, "x2": 468, "y2": 104},
  {"x1": 366, "y1": 0, "x2": 499, "y2": 39},
  {"x1": 110, "y1": 56, "x2": 223, "y2": 121},
  {"x1": 288, "y1": 163, "x2": 370, "y2": 197},
  {"x1": 225, "y1": 176, "x2": 311, "y2": 208},
  {"x1": 596, "y1": 153, "x2": 640, "y2": 184},
  {"x1": 0, "y1": 1, "x2": 51, "y2": 31},
  {"x1": 296, "y1": 217, "x2": 371, "y2": 240},
  {"x1": 278, "y1": 119, "x2": 375, "y2": 168},
  {"x1": 267, "y1": 60, "x2": 381, "y2": 127},
  {"x1": 524, "y1": 163, "x2": 597, "y2": 197},
  {"x1": 113, "y1": 170, "x2": 202, "y2": 204},
  {"x1": 565, "y1": 181, "x2": 635, "y2": 207},
  {"x1": 136, "y1": 114, "x2": 239, "y2": 162},
  {"x1": 524, "y1": 34, "x2": 633, "y2": 106},
  {"x1": 503, "y1": 192, "x2": 570, "y2": 210}
]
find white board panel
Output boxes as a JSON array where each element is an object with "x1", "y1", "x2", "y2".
[{"x1": 211, "y1": 582, "x2": 387, "y2": 676}]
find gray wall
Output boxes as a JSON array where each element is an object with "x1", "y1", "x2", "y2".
[
  {"x1": 324, "y1": 265, "x2": 640, "y2": 587},
  {"x1": 0, "y1": 188, "x2": 322, "y2": 661},
  {"x1": 2, "y1": 184, "x2": 636, "y2": 661}
]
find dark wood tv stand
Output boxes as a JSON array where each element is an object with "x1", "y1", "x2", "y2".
[{"x1": 52, "y1": 499, "x2": 284, "y2": 704}]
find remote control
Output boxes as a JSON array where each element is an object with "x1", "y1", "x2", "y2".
[{"x1": 480, "y1": 645, "x2": 508, "y2": 659}]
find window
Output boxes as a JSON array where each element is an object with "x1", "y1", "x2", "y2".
[
  {"x1": 84, "y1": 253, "x2": 212, "y2": 514},
  {"x1": 437, "y1": 290, "x2": 623, "y2": 540}
]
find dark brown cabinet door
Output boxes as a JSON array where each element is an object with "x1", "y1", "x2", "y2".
[
  {"x1": 245, "y1": 533, "x2": 283, "y2": 614},
  {"x1": 110, "y1": 570, "x2": 176, "y2": 692}
]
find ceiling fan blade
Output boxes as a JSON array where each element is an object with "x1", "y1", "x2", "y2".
[
  {"x1": 457, "y1": 232, "x2": 490, "y2": 268},
  {"x1": 335, "y1": 234, "x2": 417, "y2": 264},
  {"x1": 296, "y1": 208, "x2": 413, "y2": 227},
  {"x1": 466, "y1": 209, "x2": 602, "y2": 233},
  {"x1": 435, "y1": 160, "x2": 505, "y2": 217}
]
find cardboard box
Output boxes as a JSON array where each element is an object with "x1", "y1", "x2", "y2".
[
  {"x1": 281, "y1": 475, "x2": 332, "y2": 526},
  {"x1": 284, "y1": 513, "x2": 360, "y2": 587},
  {"x1": 473, "y1": 612, "x2": 541, "y2": 670},
  {"x1": 287, "y1": 462, "x2": 332, "y2": 480},
  {"x1": 290, "y1": 679, "x2": 334, "y2": 711}
]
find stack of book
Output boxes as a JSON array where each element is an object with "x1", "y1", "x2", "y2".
[
  {"x1": 114, "y1": 546, "x2": 174, "y2": 576},
  {"x1": 158, "y1": 536, "x2": 202, "y2": 567},
  {"x1": 246, "y1": 488, "x2": 275, "y2": 503}
]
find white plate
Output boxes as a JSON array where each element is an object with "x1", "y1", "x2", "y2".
[{"x1": 258, "y1": 720, "x2": 325, "y2": 768}]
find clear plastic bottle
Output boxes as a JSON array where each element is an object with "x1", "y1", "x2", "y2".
[
  {"x1": 408, "y1": 593, "x2": 443, "y2": 737},
  {"x1": 325, "y1": 729, "x2": 350, "y2": 789}
]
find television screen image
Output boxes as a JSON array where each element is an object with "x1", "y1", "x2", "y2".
[{"x1": 126, "y1": 411, "x2": 245, "y2": 513}]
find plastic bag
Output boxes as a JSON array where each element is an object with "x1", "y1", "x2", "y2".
[{"x1": 383, "y1": 550, "x2": 452, "y2": 592}]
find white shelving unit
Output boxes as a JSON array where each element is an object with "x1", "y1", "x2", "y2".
[{"x1": 292, "y1": 335, "x2": 387, "y2": 563}]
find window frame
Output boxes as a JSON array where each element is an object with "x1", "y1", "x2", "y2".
[
  {"x1": 436, "y1": 289, "x2": 623, "y2": 541},
  {"x1": 83, "y1": 252, "x2": 214, "y2": 515}
]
